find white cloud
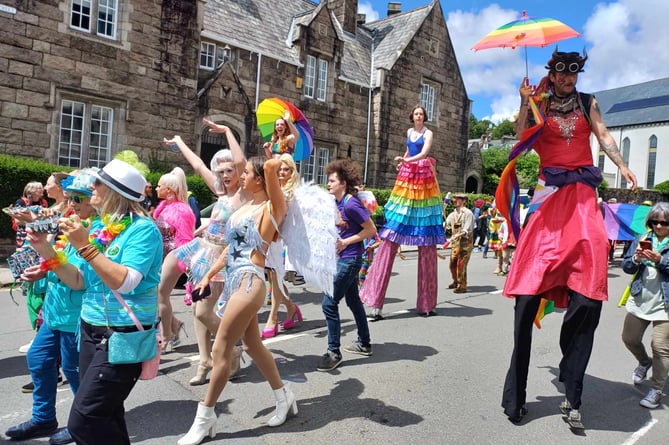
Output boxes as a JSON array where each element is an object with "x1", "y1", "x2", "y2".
[
  {"x1": 579, "y1": 0, "x2": 669, "y2": 93},
  {"x1": 358, "y1": 1, "x2": 380, "y2": 23},
  {"x1": 447, "y1": 0, "x2": 669, "y2": 122}
]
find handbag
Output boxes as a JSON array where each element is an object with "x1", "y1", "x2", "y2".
[{"x1": 107, "y1": 289, "x2": 163, "y2": 380}]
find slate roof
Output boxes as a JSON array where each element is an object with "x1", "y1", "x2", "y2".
[
  {"x1": 202, "y1": 1, "x2": 434, "y2": 87},
  {"x1": 592, "y1": 78, "x2": 669, "y2": 128},
  {"x1": 202, "y1": 0, "x2": 316, "y2": 65},
  {"x1": 365, "y1": 4, "x2": 433, "y2": 71}
]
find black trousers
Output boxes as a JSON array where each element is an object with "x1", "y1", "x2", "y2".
[
  {"x1": 68, "y1": 320, "x2": 141, "y2": 445},
  {"x1": 501, "y1": 291, "x2": 602, "y2": 416}
]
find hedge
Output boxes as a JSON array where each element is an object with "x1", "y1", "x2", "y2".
[{"x1": 0, "y1": 154, "x2": 216, "y2": 240}]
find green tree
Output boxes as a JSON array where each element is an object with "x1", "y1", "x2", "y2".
[
  {"x1": 491, "y1": 119, "x2": 515, "y2": 139},
  {"x1": 481, "y1": 145, "x2": 539, "y2": 194},
  {"x1": 469, "y1": 114, "x2": 493, "y2": 139}
]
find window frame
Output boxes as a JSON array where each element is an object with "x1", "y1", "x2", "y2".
[
  {"x1": 70, "y1": 0, "x2": 118, "y2": 40},
  {"x1": 420, "y1": 82, "x2": 436, "y2": 122},
  {"x1": 296, "y1": 146, "x2": 331, "y2": 185},
  {"x1": 58, "y1": 98, "x2": 114, "y2": 169},
  {"x1": 647, "y1": 135, "x2": 657, "y2": 189},
  {"x1": 304, "y1": 55, "x2": 328, "y2": 102},
  {"x1": 620, "y1": 137, "x2": 630, "y2": 188},
  {"x1": 200, "y1": 42, "x2": 216, "y2": 70}
]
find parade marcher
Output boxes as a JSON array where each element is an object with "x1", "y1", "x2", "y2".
[
  {"x1": 360, "y1": 105, "x2": 445, "y2": 319},
  {"x1": 444, "y1": 193, "x2": 475, "y2": 294},
  {"x1": 317, "y1": 159, "x2": 376, "y2": 371},
  {"x1": 499, "y1": 49, "x2": 638, "y2": 429},
  {"x1": 179, "y1": 158, "x2": 297, "y2": 445},
  {"x1": 621, "y1": 202, "x2": 669, "y2": 409},
  {"x1": 263, "y1": 111, "x2": 299, "y2": 159},
  {"x1": 5, "y1": 171, "x2": 97, "y2": 444}
]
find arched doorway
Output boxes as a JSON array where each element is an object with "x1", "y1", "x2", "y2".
[
  {"x1": 200, "y1": 125, "x2": 241, "y2": 168},
  {"x1": 465, "y1": 175, "x2": 479, "y2": 194}
]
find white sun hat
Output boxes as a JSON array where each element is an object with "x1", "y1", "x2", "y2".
[{"x1": 93, "y1": 159, "x2": 146, "y2": 202}]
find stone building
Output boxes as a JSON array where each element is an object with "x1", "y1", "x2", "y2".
[{"x1": 1, "y1": 0, "x2": 470, "y2": 191}]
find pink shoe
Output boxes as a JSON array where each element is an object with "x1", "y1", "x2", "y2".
[
  {"x1": 261, "y1": 324, "x2": 279, "y2": 339},
  {"x1": 282, "y1": 305, "x2": 303, "y2": 330}
]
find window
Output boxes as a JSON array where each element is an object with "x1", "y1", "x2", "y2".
[
  {"x1": 421, "y1": 82, "x2": 436, "y2": 121},
  {"x1": 200, "y1": 42, "x2": 216, "y2": 70},
  {"x1": 597, "y1": 147, "x2": 605, "y2": 171},
  {"x1": 70, "y1": 0, "x2": 117, "y2": 39},
  {"x1": 296, "y1": 146, "x2": 330, "y2": 185},
  {"x1": 58, "y1": 99, "x2": 113, "y2": 168},
  {"x1": 647, "y1": 135, "x2": 657, "y2": 189},
  {"x1": 621, "y1": 138, "x2": 630, "y2": 188},
  {"x1": 304, "y1": 55, "x2": 328, "y2": 101},
  {"x1": 317, "y1": 59, "x2": 328, "y2": 101}
]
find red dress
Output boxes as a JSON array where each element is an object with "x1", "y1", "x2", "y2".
[{"x1": 503, "y1": 109, "x2": 609, "y2": 308}]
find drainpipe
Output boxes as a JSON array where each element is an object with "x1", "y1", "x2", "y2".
[
  {"x1": 364, "y1": 36, "x2": 375, "y2": 184},
  {"x1": 255, "y1": 53, "x2": 262, "y2": 110}
]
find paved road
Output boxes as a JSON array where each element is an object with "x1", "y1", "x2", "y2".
[{"x1": 1, "y1": 250, "x2": 667, "y2": 444}]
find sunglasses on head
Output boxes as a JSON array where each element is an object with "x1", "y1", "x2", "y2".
[
  {"x1": 553, "y1": 62, "x2": 581, "y2": 73},
  {"x1": 649, "y1": 219, "x2": 669, "y2": 227},
  {"x1": 68, "y1": 194, "x2": 88, "y2": 204}
]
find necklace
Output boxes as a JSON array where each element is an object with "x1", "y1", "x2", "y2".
[{"x1": 89, "y1": 214, "x2": 133, "y2": 252}]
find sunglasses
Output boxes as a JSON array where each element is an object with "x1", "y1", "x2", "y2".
[
  {"x1": 93, "y1": 178, "x2": 102, "y2": 186},
  {"x1": 68, "y1": 194, "x2": 89, "y2": 203},
  {"x1": 649, "y1": 220, "x2": 669, "y2": 227},
  {"x1": 553, "y1": 62, "x2": 581, "y2": 73}
]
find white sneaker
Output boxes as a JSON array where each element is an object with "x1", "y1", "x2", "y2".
[
  {"x1": 18, "y1": 340, "x2": 33, "y2": 354},
  {"x1": 640, "y1": 389, "x2": 663, "y2": 409}
]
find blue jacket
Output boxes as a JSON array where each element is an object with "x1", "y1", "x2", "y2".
[{"x1": 621, "y1": 232, "x2": 669, "y2": 309}]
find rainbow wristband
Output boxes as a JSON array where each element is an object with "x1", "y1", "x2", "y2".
[{"x1": 39, "y1": 251, "x2": 68, "y2": 272}]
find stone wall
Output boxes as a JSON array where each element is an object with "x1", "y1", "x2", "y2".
[{"x1": 0, "y1": 0, "x2": 201, "y2": 165}]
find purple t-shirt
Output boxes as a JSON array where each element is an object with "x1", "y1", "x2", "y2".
[{"x1": 337, "y1": 194, "x2": 370, "y2": 259}]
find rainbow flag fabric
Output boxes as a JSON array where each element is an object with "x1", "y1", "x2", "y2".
[{"x1": 601, "y1": 203, "x2": 651, "y2": 241}]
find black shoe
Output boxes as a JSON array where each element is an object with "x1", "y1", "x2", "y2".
[
  {"x1": 367, "y1": 314, "x2": 384, "y2": 322},
  {"x1": 507, "y1": 406, "x2": 528, "y2": 424},
  {"x1": 50, "y1": 427, "x2": 75, "y2": 445},
  {"x1": 22, "y1": 374, "x2": 64, "y2": 393},
  {"x1": 419, "y1": 310, "x2": 437, "y2": 318},
  {"x1": 6, "y1": 419, "x2": 58, "y2": 440},
  {"x1": 316, "y1": 351, "x2": 342, "y2": 372}
]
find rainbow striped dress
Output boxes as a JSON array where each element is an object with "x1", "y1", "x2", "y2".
[{"x1": 379, "y1": 130, "x2": 445, "y2": 246}]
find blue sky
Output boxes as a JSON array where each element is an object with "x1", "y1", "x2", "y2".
[{"x1": 354, "y1": 0, "x2": 669, "y2": 122}]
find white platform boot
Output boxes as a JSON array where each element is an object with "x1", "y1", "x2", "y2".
[
  {"x1": 267, "y1": 384, "x2": 298, "y2": 427},
  {"x1": 177, "y1": 403, "x2": 217, "y2": 445}
]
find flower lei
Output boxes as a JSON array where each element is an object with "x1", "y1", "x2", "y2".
[{"x1": 89, "y1": 214, "x2": 132, "y2": 252}]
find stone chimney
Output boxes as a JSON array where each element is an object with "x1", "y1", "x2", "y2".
[
  {"x1": 387, "y1": 2, "x2": 401, "y2": 16},
  {"x1": 357, "y1": 13, "x2": 366, "y2": 25},
  {"x1": 328, "y1": 0, "x2": 358, "y2": 34}
]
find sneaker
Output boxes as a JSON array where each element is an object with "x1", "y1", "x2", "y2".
[
  {"x1": 559, "y1": 399, "x2": 572, "y2": 415},
  {"x1": 566, "y1": 409, "x2": 584, "y2": 429},
  {"x1": 633, "y1": 360, "x2": 652, "y2": 384},
  {"x1": 316, "y1": 351, "x2": 342, "y2": 372},
  {"x1": 18, "y1": 340, "x2": 33, "y2": 353},
  {"x1": 5, "y1": 419, "x2": 58, "y2": 440},
  {"x1": 640, "y1": 389, "x2": 663, "y2": 409},
  {"x1": 343, "y1": 342, "x2": 372, "y2": 356},
  {"x1": 49, "y1": 427, "x2": 75, "y2": 445},
  {"x1": 366, "y1": 308, "x2": 384, "y2": 322}
]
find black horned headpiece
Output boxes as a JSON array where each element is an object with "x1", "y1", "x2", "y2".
[{"x1": 545, "y1": 47, "x2": 588, "y2": 73}]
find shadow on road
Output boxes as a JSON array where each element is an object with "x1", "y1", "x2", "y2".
[
  {"x1": 519, "y1": 365, "x2": 659, "y2": 434},
  {"x1": 0, "y1": 354, "x2": 29, "y2": 380}
]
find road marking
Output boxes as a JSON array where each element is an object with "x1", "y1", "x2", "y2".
[{"x1": 622, "y1": 418, "x2": 658, "y2": 445}]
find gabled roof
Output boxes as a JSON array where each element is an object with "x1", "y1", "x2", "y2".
[
  {"x1": 202, "y1": 0, "x2": 316, "y2": 66},
  {"x1": 201, "y1": 1, "x2": 435, "y2": 86},
  {"x1": 365, "y1": 4, "x2": 433, "y2": 70},
  {"x1": 593, "y1": 77, "x2": 669, "y2": 128}
]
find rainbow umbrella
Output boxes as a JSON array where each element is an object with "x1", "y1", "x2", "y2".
[
  {"x1": 256, "y1": 97, "x2": 314, "y2": 161},
  {"x1": 471, "y1": 10, "x2": 580, "y2": 77}
]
